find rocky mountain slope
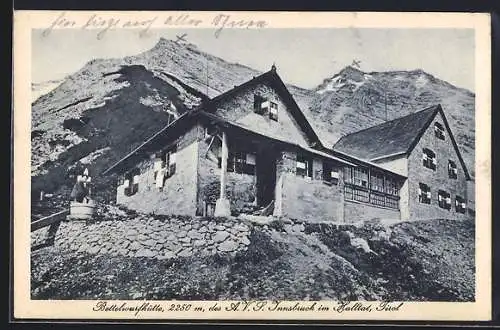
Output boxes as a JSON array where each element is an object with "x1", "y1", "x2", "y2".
[
  {"x1": 30, "y1": 37, "x2": 475, "y2": 211},
  {"x1": 310, "y1": 66, "x2": 475, "y2": 176},
  {"x1": 32, "y1": 79, "x2": 64, "y2": 103},
  {"x1": 31, "y1": 212, "x2": 475, "y2": 301}
]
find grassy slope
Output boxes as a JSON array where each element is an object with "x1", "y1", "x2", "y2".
[{"x1": 31, "y1": 216, "x2": 474, "y2": 301}]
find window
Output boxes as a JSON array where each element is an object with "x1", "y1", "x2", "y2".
[
  {"x1": 434, "y1": 122, "x2": 445, "y2": 140},
  {"x1": 322, "y1": 161, "x2": 339, "y2": 184},
  {"x1": 438, "y1": 190, "x2": 451, "y2": 210},
  {"x1": 344, "y1": 167, "x2": 368, "y2": 187},
  {"x1": 253, "y1": 94, "x2": 266, "y2": 114},
  {"x1": 124, "y1": 168, "x2": 140, "y2": 196},
  {"x1": 296, "y1": 155, "x2": 313, "y2": 178},
  {"x1": 254, "y1": 94, "x2": 278, "y2": 121},
  {"x1": 455, "y1": 195, "x2": 466, "y2": 213},
  {"x1": 422, "y1": 148, "x2": 436, "y2": 170},
  {"x1": 385, "y1": 177, "x2": 399, "y2": 196},
  {"x1": 269, "y1": 102, "x2": 278, "y2": 121},
  {"x1": 153, "y1": 145, "x2": 177, "y2": 189},
  {"x1": 344, "y1": 166, "x2": 399, "y2": 209},
  {"x1": 448, "y1": 160, "x2": 458, "y2": 179},
  {"x1": 219, "y1": 151, "x2": 256, "y2": 175},
  {"x1": 418, "y1": 183, "x2": 431, "y2": 204},
  {"x1": 370, "y1": 171, "x2": 385, "y2": 193},
  {"x1": 354, "y1": 167, "x2": 369, "y2": 188}
]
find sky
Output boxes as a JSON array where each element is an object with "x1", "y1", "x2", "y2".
[{"x1": 32, "y1": 28, "x2": 475, "y2": 91}]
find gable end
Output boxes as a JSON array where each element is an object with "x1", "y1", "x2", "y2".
[{"x1": 406, "y1": 105, "x2": 471, "y2": 180}]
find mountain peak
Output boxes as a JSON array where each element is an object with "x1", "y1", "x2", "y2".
[{"x1": 339, "y1": 65, "x2": 364, "y2": 74}]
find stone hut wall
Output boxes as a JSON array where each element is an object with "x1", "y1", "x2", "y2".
[{"x1": 51, "y1": 215, "x2": 252, "y2": 259}]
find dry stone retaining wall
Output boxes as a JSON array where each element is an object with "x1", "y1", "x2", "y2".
[{"x1": 52, "y1": 215, "x2": 252, "y2": 259}]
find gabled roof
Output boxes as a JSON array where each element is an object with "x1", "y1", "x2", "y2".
[
  {"x1": 102, "y1": 67, "x2": 409, "y2": 180},
  {"x1": 333, "y1": 104, "x2": 471, "y2": 180},
  {"x1": 206, "y1": 66, "x2": 322, "y2": 147}
]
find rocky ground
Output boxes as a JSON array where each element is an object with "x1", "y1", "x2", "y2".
[{"x1": 31, "y1": 208, "x2": 475, "y2": 302}]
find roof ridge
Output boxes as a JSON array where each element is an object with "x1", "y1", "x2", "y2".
[{"x1": 335, "y1": 104, "x2": 440, "y2": 144}]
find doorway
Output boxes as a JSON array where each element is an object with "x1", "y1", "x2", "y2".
[{"x1": 256, "y1": 148, "x2": 277, "y2": 207}]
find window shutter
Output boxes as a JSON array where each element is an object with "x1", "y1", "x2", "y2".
[
  {"x1": 246, "y1": 153, "x2": 256, "y2": 165},
  {"x1": 154, "y1": 159, "x2": 163, "y2": 172},
  {"x1": 155, "y1": 171, "x2": 165, "y2": 188}
]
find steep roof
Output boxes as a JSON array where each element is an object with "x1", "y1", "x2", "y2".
[
  {"x1": 333, "y1": 104, "x2": 471, "y2": 180},
  {"x1": 206, "y1": 66, "x2": 322, "y2": 147}
]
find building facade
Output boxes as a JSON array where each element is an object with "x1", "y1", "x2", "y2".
[
  {"x1": 105, "y1": 67, "x2": 472, "y2": 223},
  {"x1": 334, "y1": 105, "x2": 473, "y2": 221}
]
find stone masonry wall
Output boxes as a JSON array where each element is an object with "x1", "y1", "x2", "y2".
[
  {"x1": 213, "y1": 82, "x2": 310, "y2": 146},
  {"x1": 274, "y1": 151, "x2": 345, "y2": 222},
  {"x1": 52, "y1": 215, "x2": 252, "y2": 259},
  {"x1": 407, "y1": 113, "x2": 470, "y2": 221},
  {"x1": 116, "y1": 126, "x2": 199, "y2": 216}
]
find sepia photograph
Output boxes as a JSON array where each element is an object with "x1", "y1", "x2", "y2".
[{"x1": 13, "y1": 11, "x2": 491, "y2": 320}]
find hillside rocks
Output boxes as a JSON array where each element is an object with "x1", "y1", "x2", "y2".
[
  {"x1": 50, "y1": 215, "x2": 252, "y2": 260},
  {"x1": 31, "y1": 211, "x2": 475, "y2": 301}
]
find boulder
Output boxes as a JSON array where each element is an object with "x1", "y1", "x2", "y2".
[
  {"x1": 136, "y1": 248, "x2": 156, "y2": 258},
  {"x1": 129, "y1": 241, "x2": 142, "y2": 251},
  {"x1": 218, "y1": 239, "x2": 238, "y2": 252},
  {"x1": 178, "y1": 248, "x2": 193, "y2": 257},
  {"x1": 213, "y1": 230, "x2": 230, "y2": 243},
  {"x1": 241, "y1": 236, "x2": 251, "y2": 246}
]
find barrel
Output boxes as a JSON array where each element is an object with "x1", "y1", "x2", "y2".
[{"x1": 68, "y1": 200, "x2": 96, "y2": 220}]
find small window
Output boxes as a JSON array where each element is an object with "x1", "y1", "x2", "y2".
[
  {"x1": 153, "y1": 145, "x2": 177, "y2": 189},
  {"x1": 254, "y1": 94, "x2": 278, "y2": 121},
  {"x1": 124, "y1": 168, "x2": 140, "y2": 196},
  {"x1": 422, "y1": 148, "x2": 436, "y2": 170},
  {"x1": 253, "y1": 94, "x2": 271, "y2": 115},
  {"x1": 269, "y1": 102, "x2": 278, "y2": 121},
  {"x1": 455, "y1": 195, "x2": 466, "y2": 213},
  {"x1": 434, "y1": 122, "x2": 445, "y2": 140},
  {"x1": 438, "y1": 190, "x2": 451, "y2": 210},
  {"x1": 322, "y1": 161, "x2": 339, "y2": 185},
  {"x1": 418, "y1": 183, "x2": 431, "y2": 204},
  {"x1": 385, "y1": 177, "x2": 399, "y2": 196},
  {"x1": 353, "y1": 167, "x2": 369, "y2": 188},
  {"x1": 219, "y1": 151, "x2": 256, "y2": 175},
  {"x1": 448, "y1": 160, "x2": 458, "y2": 179},
  {"x1": 370, "y1": 171, "x2": 385, "y2": 193},
  {"x1": 296, "y1": 155, "x2": 313, "y2": 178}
]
